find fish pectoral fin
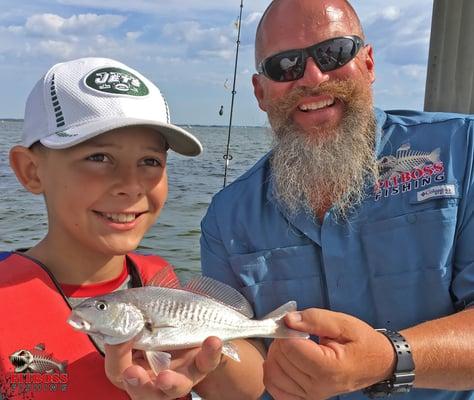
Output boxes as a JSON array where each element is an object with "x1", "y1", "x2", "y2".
[
  {"x1": 145, "y1": 350, "x2": 171, "y2": 375},
  {"x1": 222, "y1": 342, "x2": 240, "y2": 362}
]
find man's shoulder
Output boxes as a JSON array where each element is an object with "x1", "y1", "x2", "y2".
[{"x1": 382, "y1": 109, "x2": 474, "y2": 129}]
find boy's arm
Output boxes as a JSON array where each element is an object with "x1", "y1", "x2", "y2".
[{"x1": 193, "y1": 339, "x2": 266, "y2": 400}]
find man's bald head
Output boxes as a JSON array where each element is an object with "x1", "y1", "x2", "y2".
[{"x1": 255, "y1": 0, "x2": 364, "y2": 68}]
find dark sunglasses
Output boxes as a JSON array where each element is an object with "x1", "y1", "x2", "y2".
[{"x1": 257, "y1": 35, "x2": 364, "y2": 82}]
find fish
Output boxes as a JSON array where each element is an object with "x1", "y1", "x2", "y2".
[
  {"x1": 67, "y1": 267, "x2": 309, "y2": 374},
  {"x1": 9, "y1": 343, "x2": 68, "y2": 374},
  {"x1": 378, "y1": 143, "x2": 441, "y2": 180}
]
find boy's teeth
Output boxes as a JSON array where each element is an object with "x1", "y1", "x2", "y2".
[
  {"x1": 299, "y1": 98, "x2": 335, "y2": 111},
  {"x1": 103, "y1": 213, "x2": 137, "y2": 223}
]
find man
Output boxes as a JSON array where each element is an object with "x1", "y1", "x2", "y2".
[{"x1": 200, "y1": 0, "x2": 474, "y2": 399}]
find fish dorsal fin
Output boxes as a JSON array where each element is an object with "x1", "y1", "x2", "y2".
[
  {"x1": 146, "y1": 264, "x2": 182, "y2": 289},
  {"x1": 183, "y1": 276, "x2": 254, "y2": 318}
]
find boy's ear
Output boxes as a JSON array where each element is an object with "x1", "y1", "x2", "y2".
[{"x1": 9, "y1": 145, "x2": 44, "y2": 194}]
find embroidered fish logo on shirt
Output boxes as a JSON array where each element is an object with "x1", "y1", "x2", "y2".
[{"x1": 378, "y1": 143, "x2": 441, "y2": 180}]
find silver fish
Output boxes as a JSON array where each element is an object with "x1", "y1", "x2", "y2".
[
  {"x1": 378, "y1": 143, "x2": 441, "y2": 180},
  {"x1": 9, "y1": 344, "x2": 68, "y2": 373},
  {"x1": 67, "y1": 269, "x2": 308, "y2": 374}
]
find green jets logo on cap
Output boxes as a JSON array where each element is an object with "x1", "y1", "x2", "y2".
[{"x1": 85, "y1": 67, "x2": 149, "y2": 96}]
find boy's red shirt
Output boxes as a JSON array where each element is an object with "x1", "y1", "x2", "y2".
[{"x1": 0, "y1": 251, "x2": 192, "y2": 400}]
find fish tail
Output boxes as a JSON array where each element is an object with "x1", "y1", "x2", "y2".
[{"x1": 263, "y1": 301, "x2": 309, "y2": 339}]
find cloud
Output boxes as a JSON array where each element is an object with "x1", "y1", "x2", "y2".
[
  {"x1": 382, "y1": 6, "x2": 401, "y2": 21},
  {"x1": 363, "y1": 4, "x2": 432, "y2": 67},
  {"x1": 54, "y1": 0, "x2": 271, "y2": 14},
  {"x1": 162, "y1": 21, "x2": 235, "y2": 60},
  {"x1": 25, "y1": 13, "x2": 126, "y2": 36},
  {"x1": 126, "y1": 31, "x2": 142, "y2": 41}
]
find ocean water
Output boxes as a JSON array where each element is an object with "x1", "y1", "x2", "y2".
[{"x1": 0, "y1": 120, "x2": 271, "y2": 281}]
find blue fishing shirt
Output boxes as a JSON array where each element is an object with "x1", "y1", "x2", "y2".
[{"x1": 200, "y1": 109, "x2": 474, "y2": 400}]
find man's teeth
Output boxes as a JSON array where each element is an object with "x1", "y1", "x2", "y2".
[
  {"x1": 103, "y1": 213, "x2": 138, "y2": 223},
  {"x1": 298, "y1": 99, "x2": 335, "y2": 111}
]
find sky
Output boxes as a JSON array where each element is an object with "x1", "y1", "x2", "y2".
[{"x1": 0, "y1": 0, "x2": 434, "y2": 126}]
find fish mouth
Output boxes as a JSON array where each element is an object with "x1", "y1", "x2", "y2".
[{"x1": 67, "y1": 313, "x2": 92, "y2": 332}]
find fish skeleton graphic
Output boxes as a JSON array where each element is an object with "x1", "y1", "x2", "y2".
[
  {"x1": 9, "y1": 344, "x2": 68, "y2": 374},
  {"x1": 378, "y1": 143, "x2": 441, "y2": 180}
]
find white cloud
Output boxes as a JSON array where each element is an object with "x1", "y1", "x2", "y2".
[
  {"x1": 382, "y1": 6, "x2": 401, "y2": 21},
  {"x1": 34, "y1": 39, "x2": 75, "y2": 58},
  {"x1": 397, "y1": 65, "x2": 427, "y2": 80},
  {"x1": 162, "y1": 21, "x2": 235, "y2": 60},
  {"x1": 244, "y1": 12, "x2": 262, "y2": 25},
  {"x1": 126, "y1": 31, "x2": 142, "y2": 41},
  {"x1": 25, "y1": 13, "x2": 126, "y2": 36},
  {"x1": 54, "y1": 0, "x2": 271, "y2": 14}
]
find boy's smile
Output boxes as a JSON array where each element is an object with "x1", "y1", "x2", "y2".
[{"x1": 34, "y1": 126, "x2": 168, "y2": 259}]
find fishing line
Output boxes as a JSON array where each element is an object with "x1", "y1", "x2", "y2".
[{"x1": 223, "y1": 0, "x2": 244, "y2": 188}]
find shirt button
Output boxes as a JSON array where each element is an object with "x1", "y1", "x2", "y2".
[{"x1": 406, "y1": 214, "x2": 417, "y2": 224}]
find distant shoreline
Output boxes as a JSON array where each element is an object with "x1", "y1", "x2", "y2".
[{"x1": 0, "y1": 119, "x2": 264, "y2": 129}]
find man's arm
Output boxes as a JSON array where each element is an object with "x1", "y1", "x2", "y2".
[
  {"x1": 402, "y1": 306, "x2": 474, "y2": 389},
  {"x1": 264, "y1": 308, "x2": 474, "y2": 400}
]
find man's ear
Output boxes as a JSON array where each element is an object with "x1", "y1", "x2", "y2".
[
  {"x1": 252, "y1": 74, "x2": 269, "y2": 112},
  {"x1": 364, "y1": 45, "x2": 376, "y2": 84},
  {"x1": 9, "y1": 146, "x2": 44, "y2": 194}
]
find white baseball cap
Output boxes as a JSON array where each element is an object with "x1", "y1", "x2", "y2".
[{"x1": 22, "y1": 57, "x2": 202, "y2": 156}]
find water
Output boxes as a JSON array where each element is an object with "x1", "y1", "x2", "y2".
[{"x1": 0, "y1": 120, "x2": 271, "y2": 281}]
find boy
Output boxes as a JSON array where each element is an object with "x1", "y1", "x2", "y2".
[{"x1": 0, "y1": 57, "x2": 265, "y2": 400}]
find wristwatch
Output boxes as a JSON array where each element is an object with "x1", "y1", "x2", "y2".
[{"x1": 363, "y1": 329, "x2": 415, "y2": 398}]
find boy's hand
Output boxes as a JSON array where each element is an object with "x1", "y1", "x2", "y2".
[{"x1": 105, "y1": 336, "x2": 223, "y2": 399}]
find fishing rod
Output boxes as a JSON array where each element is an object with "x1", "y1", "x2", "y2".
[{"x1": 222, "y1": 0, "x2": 244, "y2": 188}]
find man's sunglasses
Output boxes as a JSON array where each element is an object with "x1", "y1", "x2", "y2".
[{"x1": 257, "y1": 35, "x2": 365, "y2": 82}]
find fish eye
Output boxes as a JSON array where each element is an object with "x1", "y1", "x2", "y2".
[{"x1": 96, "y1": 301, "x2": 108, "y2": 311}]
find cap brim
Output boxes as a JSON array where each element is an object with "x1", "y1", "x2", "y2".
[{"x1": 40, "y1": 117, "x2": 202, "y2": 156}]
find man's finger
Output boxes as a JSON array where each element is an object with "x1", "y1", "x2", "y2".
[
  {"x1": 265, "y1": 378, "x2": 305, "y2": 400},
  {"x1": 263, "y1": 348, "x2": 306, "y2": 397},
  {"x1": 104, "y1": 342, "x2": 134, "y2": 389},
  {"x1": 284, "y1": 308, "x2": 356, "y2": 339}
]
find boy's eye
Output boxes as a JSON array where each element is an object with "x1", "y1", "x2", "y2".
[
  {"x1": 142, "y1": 158, "x2": 162, "y2": 167},
  {"x1": 86, "y1": 154, "x2": 110, "y2": 162}
]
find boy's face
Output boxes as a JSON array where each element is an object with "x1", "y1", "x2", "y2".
[{"x1": 35, "y1": 126, "x2": 168, "y2": 256}]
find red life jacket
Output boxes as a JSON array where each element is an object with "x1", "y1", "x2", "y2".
[{"x1": 0, "y1": 251, "x2": 191, "y2": 400}]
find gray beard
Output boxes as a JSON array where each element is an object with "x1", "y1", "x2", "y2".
[{"x1": 269, "y1": 82, "x2": 378, "y2": 221}]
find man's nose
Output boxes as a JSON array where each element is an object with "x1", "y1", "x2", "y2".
[{"x1": 295, "y1": 56, "x2": 330, "y2": 88}]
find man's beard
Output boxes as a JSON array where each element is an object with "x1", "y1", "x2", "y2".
[{"x1": 268, "y1": 79, "x2": 378, "y2": 221}]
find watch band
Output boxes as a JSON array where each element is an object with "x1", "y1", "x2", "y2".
[{"x1": 363, "y1": 329, "x2": 415, "y2": 398}]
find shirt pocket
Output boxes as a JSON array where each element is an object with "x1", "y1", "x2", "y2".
[
  {"x1": 229, "y1": 244, "x2": 325, "y2": 318},
  {"x1": 360, "y1": 206, "x2": 457, "y2": 330}
]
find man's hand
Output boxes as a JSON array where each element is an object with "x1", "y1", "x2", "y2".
[
  {"x1": 104, "y1": 336, "x2": 223, "y2": 399},
  {"x1": 263, "y1": 309, "x2": 396, "y2": 400}
]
